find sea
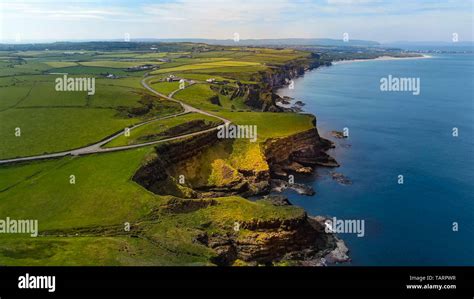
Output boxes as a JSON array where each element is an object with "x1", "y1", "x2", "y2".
[{"x1": 277, "y1": 54, "x2": 474, "y2": 266}]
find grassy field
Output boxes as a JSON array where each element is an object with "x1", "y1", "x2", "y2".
[
  {"x1": 79, "y1": 60, "x2": 163, "y2": 68},
  {"x1": 0, "y1": 108, "x2": 139, "y2": 158},
  {"x1": 173, "y1": 83, "x2": 249, "y2": 111},
  {"x1": 105, "y1": 113, "x2": 222, "y2": 147},
  {"x1": 0, "y1": 146, "x2": 303, "y2": 265},
  {"x1": 0, "y1": 44, "x2": 318, "y2": 265},
  {"x1": 0, "y1": 55, "x2": 184, "y2": 159},
  {"x1": 148, "y1": 81, "x2": 181, "y2": 95},
  {"x1": 216, "y1": 111, "x2": 315, "y2": 139},
  {"x1": 173, "y1": 84, "x2": 221, "y2": 110},
  {"x1": 44, "y1": 61, "x2": 78, "y2": 68},
  {"x1": 151, "y1": 60, "x2": 261, "y2": 74},
  {"x1": 0, "y1": 148, "x2": 161, "y2": 229}
]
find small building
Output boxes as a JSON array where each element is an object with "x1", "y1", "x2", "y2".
[
  {"x1": 104, "y1": 73, "x2": 118, "y2": 79},
  {"x1": 166, "y1": 75, "x2": 181, "y2": 82},
  {"x1": 206, "y1": 78, "x2": 216, "y2": 83}
]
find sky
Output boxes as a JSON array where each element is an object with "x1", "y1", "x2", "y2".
[{"x1": 0, "y1": 0, "x2": 473, "y2": 43}]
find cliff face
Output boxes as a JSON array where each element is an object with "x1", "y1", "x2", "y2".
[
  {"x1": 260, "y1": 64, "x2": 306, "y2": 90},
  {"x1": 133, "y1": 129, "x2": 271, "y2": 198},
  {"x1": 132, "y1": 131, "x2": 219, "y2": 197},
  {"x1": 195, "y1": 198, "x2": 342, "y2": 266},
  {"x1": 263, "y1": 120, "x2": 339, "y2": 179},
  {"x1": 129, "y1": 57, "x2": 347, "y2": 266},
  {"x1": 213, "y1": 60, "x2": 319, "y2": 112},
  {"x1": 221, "y1": 83, "x2": 280, "y2": 112},
  {"x1": 133, "y1": 115, "x2": 338, "y2": 198},
  {"x1": 131, "y1": 119, "x2": 343, "y2": 266}
]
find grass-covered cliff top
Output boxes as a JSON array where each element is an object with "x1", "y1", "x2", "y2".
[{"x1": 0, "y1": 43, "x2": 319, "y2": 265}]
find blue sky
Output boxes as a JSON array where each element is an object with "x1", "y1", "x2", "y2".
[{"x1": 0, "y1": 0, "x2": 472, "y2": 43}]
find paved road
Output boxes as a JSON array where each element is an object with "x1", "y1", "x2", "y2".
[{"x1": 0, "y1": 76, "x2": 231, "y2": 165}]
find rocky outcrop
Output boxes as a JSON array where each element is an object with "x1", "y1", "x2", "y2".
[
  {"x1": 134, "y1": 115, "x2": 338, "y2": 198},
  {"x1": 211, "y1": 59, "x2": 320, "y2": 112},
  {"x1": 331, "y1": 130, "x2": 347, "y2": 139},
  {"x1": 132, "y1": 130, "x2": 219, "y2": 197},
  {"x1": 226, "y1": 83, "x2": 282, "y2": 112},
  {"x1": 331, "y1": 172, "x2": 352, "y2": 185},
  {"x1": 195, "y1": 201, "x2": 346, "y2": 266},
  {"x1": 264, "y1": 120, "x2": 339, "y2": 180},
  {"x1": 271, "y1": 179, "x2": 315, "y2": 196},
  {"x1": 133, "y1": 130, "x2": 270, "y2": 198},
  {"x1": 259, "y1": 63, "x2": 306, "y2": 90}
]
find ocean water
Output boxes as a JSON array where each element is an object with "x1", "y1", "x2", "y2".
[{"x1": 277, "y1": 54, "x2": 474, "y2": 266}]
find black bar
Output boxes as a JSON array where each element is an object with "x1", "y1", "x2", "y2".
[{"x1": 0, "y1": 267, "x2": 472, "y2": 298}]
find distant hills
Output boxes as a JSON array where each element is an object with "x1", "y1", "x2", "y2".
[
  {"x1": 136, "y1": 38, "x2": 380, "y2": 47},
  {"x1": 0, "y1": 38, "x2": 380, "y2": 48},
  {"x1": 1, "y1": 38, "x2": 472, "y2": 53},
  {"x1": 381, "y1": 41, "x2": 474, "y2": 52}
]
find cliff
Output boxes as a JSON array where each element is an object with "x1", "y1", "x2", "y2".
[
  {"x1": 129, "y1": 56, "x2": 347, "y2": 266},
  {"x1": 132, "y1": 131, "x2": 219, "y2": 198},
  {"x1": 193, "y1": 196, "x2": 346, "y2": 266},
  {"x1": 264, "y1": 126, "x2": 339, "y2": 178},
  {"x1": 213, "y1": 58, "x2": 321, "y2": 112}
]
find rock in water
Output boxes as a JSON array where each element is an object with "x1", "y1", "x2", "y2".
[
  {"x1": 324, "y1": 240, "x2": 350, "y2": 264},
  {"x1": 271, "y1": 179, "x2": 315, "y2": 196},
  {"x1": 331, "y1": 130, "x2": 347, "y2": 139},
  {"x1": 331, "y1": 172, "x2": 352, "y2": 185}
]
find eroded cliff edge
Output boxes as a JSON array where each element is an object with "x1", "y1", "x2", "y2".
[
  {"x1": 213, "y1": 54, "x2": 326, "y2": 112},
  {"x1": 132, "y1": 115, "x2": 348, "y2": 265},
  {"x1": 131, "y1": 55, "x2": 349, "y2": 266}
]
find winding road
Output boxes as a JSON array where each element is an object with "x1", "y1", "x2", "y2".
[{"x1": 0, "y1": 76, "x2": 231, "y2": 165}]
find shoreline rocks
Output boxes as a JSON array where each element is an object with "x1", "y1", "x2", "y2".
[
  {"x1": 330, "y1": 130, "x2": 347, "y2": 139},
  {"x1": 196, "y1": 207, "x2": 349, "y2": 266},
  {"x1": 271, "y1": 179, "x2": 315, "y2": 196}
]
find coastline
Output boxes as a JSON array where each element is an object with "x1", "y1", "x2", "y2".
[
  {"x1": 274, "y1": 53, "x2": 474, "y2": 265},
  {"x1": 332, "y1": 54, "x2": 432, "y2": 65},
  {"x1": 271, "y1": 53, "x2": 434, "y2": 264},
  {"x1": 275, "y1": 53, "x2": 433, "y2": 112}
]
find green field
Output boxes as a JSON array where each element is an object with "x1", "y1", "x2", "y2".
[
  {"x1": 0, "y1": 147, "x2": 302, "y2": 265},
  {"x1": 151, "y1": 60, "x2": 261, "y2": 74},
  {"x1": 0, "y1": 108, "x2": 138, "y2": 158},
  {"x1": 0, "y1": 43, "x2": 320, "y2": 266},
  {"x1": 148, "y1": 80, "x2": 181, "y2": 95},
  {"x1": 0, "y1": 148, "x2": 157, "y2": 229},
  {"x1": 0, "y1": 56, "x2": 184, "y2": 159},
  {"x1": 105, "y1": 113, "x2": 222, "y2": 147},
  {"x1": 173, "y1": 83, "x2": 248, "y2": 111},
  {"x1": 79, "y1": 60, "x2": 163, "y2": 68},
  {"x1": 44, "y1": 61, "x2": 78, "y2": 68},
  {"x1": 216, "y1": 111, "x2": 315, "y2": 139}
]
